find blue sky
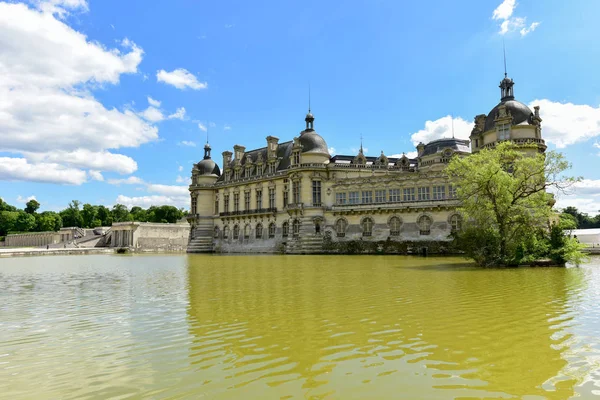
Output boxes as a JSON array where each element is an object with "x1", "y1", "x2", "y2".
[{"x1": 1, "y1": 0, "x2": 600, "y2": 214}]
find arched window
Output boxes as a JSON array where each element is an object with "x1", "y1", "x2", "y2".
[
  {"x1": 244, "y1": 224, "x2": 251, "y2": 239},
  {"x1": 223, "y1": 225, "x2": 229, "y2": 239},
  {"x1": 292, "y1": 219, "x2": 300, "y2": 236},
  {"x1": 268, "y1": 223, "x2": 276, "y2": 238},
  {"x1": 418, "y1": 215, "x2": 432, "y2": 236},
  {"x1": 282, "y1": 222, "x2": 289, "y2": 237},
  {"x1": 233, "y1": 224, "x2": 240, "y2": 239},
  {"x1": 214, "y1": 226, "x2": 220, "y2": 239},
  {"x1": 389, "y1": 216, "x2": 401, "y2": 236},
  {"x1": 335, "y1": 218, "x2": 347, "y2": 238},
  {"x1": 256, "y1": 223, "x2": 263, "y2": 239},
  {"x1": 450, "y1": 214, "x2": 462, "y2": 232},
  {"x1": 361, "y1": 217, "x2": 374, "y2": 237}
]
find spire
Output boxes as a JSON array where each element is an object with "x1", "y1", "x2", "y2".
[
  {"x1": 304, "y1": 86, "x2": 315, "y2": 132},
  {"x1": 203, "y1": 121, "x2": 211, "y2": 159},
  {"x1": 451, "y1": 116, "x2": 455, "y2": 139},
  {"x1": 499, "y1": 41, "x2": 515, "y2": 101},
  {"x1": 360, "y1": 134, "x2": 364, "y2": 154}
]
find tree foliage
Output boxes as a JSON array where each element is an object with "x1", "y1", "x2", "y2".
[
  {"x1": 447, "y1": 142, "x2": 584, "y2": 266},
  {"x1": 25, "y1": 199, "x2": 40, "y2": 214},
  {"x1": 562, "y1": 206, "x2": 600, "y2": 229}
]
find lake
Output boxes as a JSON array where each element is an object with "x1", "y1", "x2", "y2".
[{"x1": 1, "y1": 254, "x2": 600, "y2": 399}]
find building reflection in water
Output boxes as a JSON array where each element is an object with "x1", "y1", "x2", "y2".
[{"x1": 185, "y1": 255, "x2": 587, "y2": 399}]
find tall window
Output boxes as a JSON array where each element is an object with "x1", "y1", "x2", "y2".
[
  {"x1": 418, "y1": 215, "x2": 432, "y2": 236},
  {"x1": 269, "y1": 188, "x2": 276, "y2": 209},
  {"x1": 244, "y1": 224, "x2": 251, "y2": 239},
  {"x1": 362, "y1": 191, "x2": 373, "y2": 204},
  {"x1": 293, "y1": 151, "x2": 300, "y2": 165},
  {"x1": 256, "y1": 223, "x2": 263, "y2": 239},
  {"x1": 268, "y1": 223, "x2": 276, "y2": 238},
  {"x1": 389, "y1": 189, "x2": 401, "y2": 202},
  {"x1": 283, "y1": 190, "x2": 289, "y2": 207},
  {"x1": 245, "y1": 166, "x2": 253, "y2": 178},
  {"x1": 233, "y1": 224, "x2": 240, "y2": 239},
  {"x1": 234, "y1": 170, "x2": 241, "y2": 180},
  {"x1": 432, "y1": 186, "x2": 446, "y2": 200},
  {"x1": 450, "y1": 214, "x2": 462, "y2": 232},
  {"x1": 336, "y1": 192, "x2": 347, "y2": 205},
  {"x1": 282, "y1": 221, "x2": 289, "y2": 237},
  {"x1": 191, "y1": 196, "x2": 197, "y2": 214},
  {"x1": 448, "y1": 185, "x2": 457, "y2": 199},
  {"x1": 361, "y1": 217, "x2": 374, "y2": 237},
  {"x1": 403, "y1": 188, "x2": 415, "y2": 202},
  {"x1": 497, "y1": 123, "x2": 510, "y2": 140},
  {"x1": 223, "y1": 225, "x2": 229, "y2": 238},
  {"x1": 224, "y1": 195, "x2": 230, "y2": 212},
  {"x1": 292, "y1": 181, "x2": 301, "y2": 204},
  {"x1": 335, "y1": 219, "x2": 347, "y2": 237},
  {"x1": 233, "y1": 193, "x2": 240, "y2": 212},
  {"x1": 418, "y1": 187, "x2": 430, "y2": 201},
  {"x1": 349, "y1": 191, "x2": 359, "y2": 204},
  {"x1": 256, "y1": 189, "x2": 262, "y2": 209},
  {"x1": 292, "y1": 219, "x2": 300, "y2": 236},
  {"x1": 268, "y1": 162, "x2": 276, "y2": 174},
  {"x1": 214, "y1": 199, "x2": 219, "y2": 214},
  {"x1": 244, "y1": 192, "x2": 251, "y2": 210},
  {"x1": 312, "y1": 181, "x2": 322, "y2": 206},
  {"x1": 375, "y1": 189, "x2": 386, "y2": 203},
  {"x1": 389, "y1": 217, "x2": 401, "y2": 236}
]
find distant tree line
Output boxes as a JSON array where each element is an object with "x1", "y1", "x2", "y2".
[
  {"x1": 559, "y1": 206, "x2": 600, "y2": 230},
  {"x1": 0, "y1": 198, "x2": 186, "y2": 236}
]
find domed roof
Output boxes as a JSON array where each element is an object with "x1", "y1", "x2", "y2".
[
  {"x1": 421, "y1": 138, "x2": 471, "y2": 157},
  {"x1": 299, "y1": 131, "x2": 330, "y2": 156},
  {"x1": 196, "y1": 158, "x2": 220, "y2": 176},
  {"x1": 484, "y1": 99, "x2": 533, "y2": 132}
]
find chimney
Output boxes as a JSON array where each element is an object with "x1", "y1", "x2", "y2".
[
  {"x1": 416, "y1": 142, "x2": 425, "y2": 157},
  {"x1": 266, "y1": 136, "x2": 279, "y2": 159},
  {"x1": 233, "y1": 145, "x2": 246, "y2": 161},
  {"x1": 222, "y1": 151, "x2": 232, "y2": 168}
]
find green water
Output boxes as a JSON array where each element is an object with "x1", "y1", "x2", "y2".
[{"x1": 1, "y1": 255, "x2": 600, "y2": 399}]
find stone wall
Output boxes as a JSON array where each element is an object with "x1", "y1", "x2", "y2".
[
  {"x1": 112, "y1": 222, "x2": 190, "y2": 251},
  {"x1": 5, "y1": 231, "x2": 61, "y2": 247}
]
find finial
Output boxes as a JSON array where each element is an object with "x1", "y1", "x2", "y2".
[
  {"x1": 451, "y1": 116, "x2": 455, "y2": 139},
  {"x1": 360, "y1": 134, "x2": 364, "y2": 154},
  {"x1": 308, "y1": 82, "x2": 311, "y2": 113},
  {"x1": 503, "y1": 38, "x2": 507, "y2": 78}
]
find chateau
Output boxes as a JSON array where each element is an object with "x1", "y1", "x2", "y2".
[{"x1": 187, "y1": 75, "x2": 546, "y2": 253}]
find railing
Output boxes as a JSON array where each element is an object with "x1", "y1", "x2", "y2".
[
  {"x1": 219, "y1": 207, "x2": 277, "y2": 217},
  {"x1": 332, "y1": 198, "x2": 458, "y2": 209},
  {"x1": 481, "y1": 138, "x2": 546, "y2": 149}
]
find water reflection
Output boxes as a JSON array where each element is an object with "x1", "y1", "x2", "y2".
[{"x1": 186, "y1": 255, "x2": 590, "y2": 399}]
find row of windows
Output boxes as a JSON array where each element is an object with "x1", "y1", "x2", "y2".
[
  {"x1": 334, "y1": 215, "x2": 462, "y2": 237},
  {"x1": 335, "y1": 185, "x2": 457, "y2": 205},
  {"x1": 216, "y1": 220, "x2": 301, "y2": 239},
  {"x1": 219, "y1": 181, "x2": 323, "y2": 213},
  {"x1": 227, "y1": 162, "x2": 279, "y2": 181}
]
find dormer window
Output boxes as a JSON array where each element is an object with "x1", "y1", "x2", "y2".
[
  {"x1": 234, "y1": 170, "x2": 241, "y2": 180},
  {"x1": 497, "y1": 123, "x2": 510, "y2": 141},
  {"x1": 293, "y1": 151, "x2": 300, "y2": 165}
]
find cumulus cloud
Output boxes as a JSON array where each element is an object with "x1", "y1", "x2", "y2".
[
  {"x1": 410, "y1": 115, "x2": 473, "y2": 145},
  {"x1": 179, "y1": 141, "x2": 196, "y2": 147},
  {"x1": 0, "y1": 2, "x2": 157, "y2": 183},
  {"x1": 198, "y1": 122, "x2": 207, "y2": 132},
  {"x1": 146, "y1": 184, "x2": 188, "y2": 197},
  {"x1": 140, "y1": 106, "x2": 165, "y2": 122},
  {"x1": 0, "y1": 157, "x2": 87, "y2": 185},
  {"x1": 24, "y1": 149, "x2": 138, "y2": 174},
  {"x1": 389, "y1": 151, "x2": 419, "y2": 159},
  {"x1": 156, "y1": 68, "x2": 207, "y2": 90},
  {"x1": 88, "y1": 170, "x2": 104, "y2": 181},
  {"x1": 115, "y1": 194, "x2": 188, "y2": 209},
  {"x1": 176, "y1": 175, "x2": 190, "y2": 184},
  {"x1": 328, "y1": 147, "x2": 336, "y2": 155},
  {"x1": 168, "y1": 107, "x2": 186, "y2": 120},
  {"x1": 107, "y1": 176, "x2": 145, "y2": 185},
  {"x1": 530, "y1": 100, "x2": 600, "y2": 148},
  {"x1": 147, "y1": 96, "x2": 161, "y2": 107},
  {"x1": 37, "y1": 0, "x2": 89, "y2": 17},
  {"x1": 492, "y1": 0, "x2": 539, "y2": 36},
  {"x1": 16, "y1": 195, "x2": 37, "y2": 203}
]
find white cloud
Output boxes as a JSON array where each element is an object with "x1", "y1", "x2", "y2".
[
  {"x1": 530, "y1": 100, "x2": 600, "y2": 148},
  {"x1": 492, "y1": 0, "x2": 515, "y2": 20},
  {"x1": 156, "y1": 68, "x2": 207, "y2": 90},
  {"x1": 168, "y1": 107, "x2": 186, "y2": 120},
  {"x1": 0, "y1": 157, "x2": 87, "y2": 185},
  {"x1": 553, "y1": 180, "x2": 600, "y2": 216},
  {"x1": 0, "y1": 2, "x2": 157, "y2": 183},
  {"x1": 146, "y1": 184, "x2": 188, "y2": 197},
  {"x1": 88, "y1": 170, "x2": 104, "y2": 181},
  {"x1": 115, "y1": 195, "x2": 187, "y2": 209},
  {"x1": 492, "y1": 0, "x2": 539, "y2": 36},
  {"x1": 175, "y1": 175, "x2": 190, "y2": 184},
  {"x1": 520, "y1": 21, "x2": 540, "y2": 36},
  {"x1": 410, "y1": 115, "x2": 473, "y2": 145},
  {"x1": 147, "y1": 96, "x2": 161, "y2": 107},
  {"x1": 178, "y1": 165, "x2": 184, "y2": 172},
  {"x1": 224, "y1": 125, "x2": 231, "y2": 131},
  {"x1": 179, "y1": 141, "x2": 196, "y2": 147},
  {"x1": 24, "y1": 149, "x2": 138, "y2": 174},
  {"x1": 328, "y1": 147, "x2": 336, "y2": 154},
  {"x1": 16, "y1": 195, "x2": 37, "y2": 203},
  {"x1": 389, "y1": 151, "x2": 418, "y2": 159},
  {"x1": 198, "y1": 122, "x2": 207, "y2": 132},
  {"x1": 107, "y1": 176, "x2": 145, "y2": 185},
  {"x1": 140, "y1": 106, "x2": 165, "y2": 122}
]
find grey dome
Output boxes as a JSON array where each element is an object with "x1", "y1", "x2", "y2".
[
  {"x1": 484, "y1": 99, "x2": 533, "y2": 132},
  {"x1": 196, "y1": 158, "x2": 220, "y2": 176},
  {"x1": 421, "y1": 138, "x2": 471, "y2": 157},
  {"x1": 299, "y1": 131, "x2": 330, "y2": 155}
]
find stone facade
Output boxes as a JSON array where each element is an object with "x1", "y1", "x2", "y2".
[
  {"x1": 187, "y1": 75, "x2": 546, "y2": 254},
  {"x1": 111, "y1": 222, "x2": 190, "y2": 251},
  {"x1": 5, "y1": 227, "x2": 81, "y2": 248}
]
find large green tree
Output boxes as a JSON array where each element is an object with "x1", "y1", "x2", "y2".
[
  {"x1": 0, "y1": 211, "x2": 19, "y2": 236},
  {"x1": 35, "y1": 212, "x2": 63, "y2": 232},
  {"x1": 60, "y1": 200, "x2": 84, "y2": 227},
  {"x1": 111, "y1": 204, "x2": 132, "y2": 222},
  {"x1": 25, "y1": 199, "x2": 40, "y2": 214},
  {"x1": 14, "y1": 212, "x2": 36, "y2": 232},
  {"x1": 81, "y1": 203, "x2": 98, "y2": 228},
  {"x1": 446, "y1": 142, "x2": 583, "y2": 266}
]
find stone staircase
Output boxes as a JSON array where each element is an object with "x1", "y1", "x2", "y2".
[
  {"x1": 187, "y1": 236, "x2": 213, "y2": 253},
  {"x1": 285, "y1": 216, "x2": 324, "y2": 254}
]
